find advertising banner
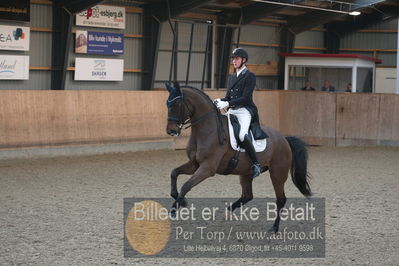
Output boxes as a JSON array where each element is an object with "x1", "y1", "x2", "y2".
[
  {"x1": 75, "y1": 58, "x2": 124, "y2": 81},
  {"x1": 75, "y1": 30, "x2": 123, "y2": 55},
  {"x1": 0, "y1": 25, "x2": 30, "y2": 51},
  {"x1": 76, "y1": 5, "x2": 125, "y2": 29},
  {"x1": 0, "y1": 0, "x2": 30, "y2": 22},
  {"x1": 0, "y1": 55, "x2": 29, "y2": 80}
]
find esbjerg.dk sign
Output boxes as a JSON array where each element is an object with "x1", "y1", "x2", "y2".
[
  {"x1": 76, "y1": 5, "x2": 125, "y2": 29},
  {"x1": 0, "y1": 25, "x2": 30, "y2": 51}
]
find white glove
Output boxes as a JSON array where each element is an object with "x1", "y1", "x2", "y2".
[
  {"x1": 214, "y1": 98, "x2": 221, "y2": 105},
  {"x1": 216, "y1": 100, "x2": 229, "y2": 109}
]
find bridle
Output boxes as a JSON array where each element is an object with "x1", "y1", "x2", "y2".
[
  {"x1": 167, "y1": 94, "x2": 213, "y2": 130},
  {"x1": 167, "y1": 95, "x2": 192, "y2": 130}
]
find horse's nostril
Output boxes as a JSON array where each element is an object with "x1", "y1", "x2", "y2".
[{"x1": 167, "y1": 129, "x2": 177, "y2": 136}]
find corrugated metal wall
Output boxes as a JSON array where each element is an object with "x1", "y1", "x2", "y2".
[
  {"x1": 341, "y1": 20, "x2": 397, "y2": 67},
  {"x1": 30, "y1": 3, "x2": 52, "y2": 28},
  {"x1": 232, "y1": 24, "x2": 280, "y2": 89},
  {"x1": 234, "y1": 25, "x2": 280, "y2": 63},
  {"x1": 294, "y1": 28, "x2": 324, "y2": 53},
  {"x1": 0, "y1": 1, "x2": 144, "y2": 90},
  {"x1": 154, "y1": 21, "x2": 212, "y2": 89},
  {"x1": 294, "y1": 20, "x2": 397, "y2": 67},
  {"x1": 0, "y1": 2, "x2": 397, "y2": 90},
  {"x1": 0, "y1": 3, "x2": 52, "y2": 89}
]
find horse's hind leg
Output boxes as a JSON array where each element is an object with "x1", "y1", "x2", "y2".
[
  {"x1": 269, "y1": 164, "x2": 289, "y2": 233},
  {"x1": 228, "y1": 174, "x2": 253, "y2": 212},
  {"x1": 171, "y1": 161, "x2": 199, "y2": 200}
]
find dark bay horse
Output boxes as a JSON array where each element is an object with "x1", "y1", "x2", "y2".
[{"x1": 166, "y1": 83, "x2": 311, "y2": 232}]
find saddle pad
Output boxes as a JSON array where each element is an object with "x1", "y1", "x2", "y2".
[{"x1": 225, "y1": 113, "x2": 267, "y2": 152}]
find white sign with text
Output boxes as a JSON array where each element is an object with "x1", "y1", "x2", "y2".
[
  {"x1": 75, "y1": 58, "x2": 124, "y2": 81},
  {"x1": 0, "y1": 25, "x2": 30, "y2": 51},
  {"x1": 0, "y1": 55, "x2": 29, "y2": 80}
]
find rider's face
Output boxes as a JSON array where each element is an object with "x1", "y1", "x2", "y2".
[{"x1": 232, "y1": 56, "x2": 244, "y2": 69}]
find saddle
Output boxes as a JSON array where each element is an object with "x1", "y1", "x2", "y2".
[
  {"x1": 222, "y1": 113, "x2": 268, "y2": 175},
  {"x1": 227, "y1": 114, "x2": 268, "y2": 152}
]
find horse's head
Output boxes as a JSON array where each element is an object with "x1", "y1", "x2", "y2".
[{"x1": 165, "y1": 82, "x2": 191, "y2": 137}]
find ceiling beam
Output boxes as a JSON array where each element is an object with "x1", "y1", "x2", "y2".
[
  {"x1": 350, "y1": 0, "x2": 387, "y2": 7},
  {"x1": 218, "y1": 0, "x2": 304, "y2": 25},
  {"x1": 143, "y1": 0, "x2": 211, "y2": 23},
  {"x1": 241, "y1": 1, "x2": 303, "y2": 25},
  {"x1": 326, "y1": 6, "x2": 399, "y2": 36},
  {"x1": 55, "y1": 0, "x2": 105, "y2": 14},
  {"x1": 286, "y1": 6, "x2": 345, "y2": 35},
  {"x1": 284, "y1": 1, "x2": 393, "y2": 35}
]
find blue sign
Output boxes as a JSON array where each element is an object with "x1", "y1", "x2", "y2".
[{"x1": 75, "y1": 30, "x2": 124, "y2": 55}]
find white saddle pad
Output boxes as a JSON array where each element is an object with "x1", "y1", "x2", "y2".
[{"x1": 225, "y1": 113, "x2": 267, "y2": 152}]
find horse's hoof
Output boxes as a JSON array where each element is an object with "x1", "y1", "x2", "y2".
[
  {"x1": 169, "y1": 208, "x2": 177, "y2": 218},
  {"x1": 268, "y1": 226, "x2": 278, "y2": 233}
]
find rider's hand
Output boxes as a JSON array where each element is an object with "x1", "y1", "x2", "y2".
[
  {"x1": 214, "y1": 98, "x2": 221, "y2": 105},
  {"x1": 216, "y1": 101, "x2": 229, "y2": 109}
]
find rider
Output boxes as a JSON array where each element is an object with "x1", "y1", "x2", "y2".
[{"x1": 215, "y1": 47, "x2": 262, "y2": 179}]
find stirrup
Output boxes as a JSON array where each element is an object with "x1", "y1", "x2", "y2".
[{"x1": 251, "y1": 163, "x2": 261, "y2": 179}]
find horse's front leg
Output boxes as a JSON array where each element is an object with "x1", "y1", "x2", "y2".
[
  {"x1": 170, "y1": 163, "x2": 215, "y2": 216},
  {"x1": 170, "y1": 161, "x2": 199, "y2": 200}
]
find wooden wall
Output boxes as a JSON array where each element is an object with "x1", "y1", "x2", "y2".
[
  {"x1": 0, "y1": 90, "x2": 169, "y2": 148},
  {"x1": 378, "y1": 95, "x2": 399, "y2": 145},
  {"x1": 279, "y1": 91, "x2": 336, "y2": 146},
  {"x1": 278, "y1": 91, "x2": 399, "y2": 146},
  {"x1": 0, "y1": 90, "x2": 398, "y2": 149},
  {"x1": 335, "y1": 93, "x2": 381, "y2": 146}
]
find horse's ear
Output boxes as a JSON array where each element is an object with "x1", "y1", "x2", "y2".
[
  {"x1": 173, "y1": 81, "x2": 180, "y2": 91},
  {"x1": 165, "y1": 83, "x2": 173, "y2": 93},
  {"x1": 173, "y1": 82, "x2": 183, "y2": 96}
]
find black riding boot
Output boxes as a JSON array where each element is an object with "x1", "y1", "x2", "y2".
[{"x1": 241, "y1": 134, "x2": 261, "y2": 179}]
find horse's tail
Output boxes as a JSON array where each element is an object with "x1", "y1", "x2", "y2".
[{"x1": 285, "y1": 136, "x2": 312, "y2": 197}]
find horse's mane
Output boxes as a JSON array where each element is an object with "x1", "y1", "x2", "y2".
[
  {"x1": 180, "y1": 85, "x2": 226, "y2": 144},
  {"x1": 180, "y1": 85, "x2": 220, "y2": 113}
]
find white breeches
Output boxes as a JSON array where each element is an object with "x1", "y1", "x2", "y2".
[{"x1": 227, "y1": 107, "x2": 252, "y2": 142}]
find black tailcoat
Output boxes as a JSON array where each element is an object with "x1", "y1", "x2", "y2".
[
  {"x1": 222, "y1": 68, "x2": 258, "y2": 117},
  {"x1": 222, "y1": 68, "x2": 268, "y2": 140}
]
